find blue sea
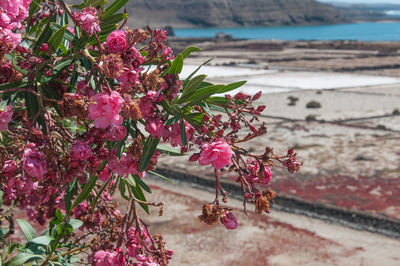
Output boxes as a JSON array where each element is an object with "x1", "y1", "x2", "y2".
[{"x1": 174, "y1": 22, "x2": 400, "y2": 41}]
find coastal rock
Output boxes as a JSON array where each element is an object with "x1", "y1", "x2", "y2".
[{"x1": 125, "y1": 0, "x2": 344, "y2": 28}]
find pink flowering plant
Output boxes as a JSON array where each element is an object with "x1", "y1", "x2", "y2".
[{"x1": 0, "y1": 0, "x2": 302, "y2": 265}]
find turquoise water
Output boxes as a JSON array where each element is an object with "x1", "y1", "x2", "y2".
[{"x1": 174, "y1": 22, "x2": 400, "y2": 41}]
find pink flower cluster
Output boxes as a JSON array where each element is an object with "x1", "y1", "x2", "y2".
[
  {"x1": 22, "y1": 143, "x2": 47, "y2": 180},
  {"x1": 106, "y1": 30, "x2": 128, "y2": 53},
  {"x1": 89, "y1": 91, "x2": 124, "y2": 129},
  {"x1": 0, "y1": 104, "x2": 13, "y2": 131},
  {"x1": 72, "y1": 7, "x2": 100, "y2": 35},
  {"x1": 0, "y1": 0, "x2": 31, "y2": 52},
  {"x1": 0, "y1": 0, "x2": 31, "y2": 30},
  {"x1": 94, "y1": 248, "x2": 125, "y2": 266},
  {"x1": 199, "y1": 140, "x2": 233, "y2": 170},
  {"x1": 247, "y1": 159, "x2": 272, "y2": 185},
  {"x1": 108, "y1": 152, "x2": 139, "y2": 178}
]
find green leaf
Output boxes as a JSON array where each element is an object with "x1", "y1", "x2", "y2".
[
  {"x1": 41, "y1": 59, "x2": 74, "y2": 84},
  {"x1": 101, "y1": 13, "x2": 127, "y2": 28},
  {"x1": 16, "y1": 219, "x2": 36, "y2": 241},
  {"x1": 92, "y1": 176, "x2": 112, "y2": 213},
  {"x1": 156, "y1": 144, "x2": 185, "y2": 156},
  {"x1": 68, "y1": 219, "x2": 83, "y2": 230},
  {"x1": 180, "y1": 121, "x2": 187, "y2": 146},
  {"x1": 180, "y1": 46, "x2": 201, "y2": 59},
  {"x1": 140, "y1": 136, "x2": 160, "y2": 172},
  {"x1": 164, "y1": 116, "x2": 181, "y2": 126},
  {"x1": 0, "y1": 190, "x2": 3, "y2": 207},
  {"x1": 184, "y1": 112, "x2": 205, "y2": 127},
  {"x1": 133, "y1": 174, "x2": 151, "y2": 193},
  {"x1": 169, "y1": 54, "x2": 183, "y2": 75},
  {"x1": 119, "y1": 179, "x2": 130, "y2": 200},
  {"x1": 149, "y1": 171, "x2": 175, "y2": 183},
  {"x1": 0, "y1": 81, "x2": 30, "y2": 92},
  {"x1": 103, "y1": 0, "x2": 129, "y2": 18},
  {"x1": 130, "y1": 183, "x2": 149, "y2": 214},
  {"x1": 33, "y1": 20, "x2": 53, "y2": 52},
  {"x1": 183, "y1": 84, "x2": 225, "y2": 107},
  {"x1": 5, "y1": 253, "x2": 43, "y2": 266},
  {"x1": 217, "y1": 80, "x2": 247, "y2": 94},
  {"x1": 29, "y1": 235, "x2": 54, "y2": 246},
  {"x1": 65, "y1": 178, "x2": 78, "y2": 215},
  {"x1": 178, "y1": 74, "x2": 207, "y2": 104},
  {"x1": 72, "y1": 175, "x2": 98, "y2": 210},
  {"x1": 48, "y1": 25, "x2": 67, "y2": 52},
  {"x1": 51, "y1": 23, "x2": 77, "y2": 43},
  {"x1": 183, "y1": 57, "x2": 214, "y2": 87}
]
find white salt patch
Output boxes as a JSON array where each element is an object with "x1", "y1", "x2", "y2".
[
  {"x1": 244, "y1": 72, "x2": 400, "y2": 91},
  {"x1": 180, "y1": 65, "x2": 275, "y2": 79}
]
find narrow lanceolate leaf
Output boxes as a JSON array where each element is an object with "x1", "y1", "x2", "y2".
[
  {"x1": 71, "y1": 175, "x2": 98, "y2": 210},
  {"x1": 33, "y1": 21, "x2": 53, "y2": 51},
  {"x1": 217, "y1": 80, "x2": 247, "y2": 94},
  {"x1": 178, "y1": 74, "x2": 207, "y2": 103},
  {"x1": 29, "y1": 235, "x2": 54, "y2": 246},
  {"x1": 180, "y1": 46, "x2": 201, "y2": 59},
  {"x1": 133, "y1": 174, "x2": 151, "y2": 193},
  {"x1": 149, "y1": 171, "x2": 175, "y2": 183},
  {"x1": 183, "y1": 57, "x2": 214, "y2": 87},
  {"x1": 130, "y1": 182, "x2": 149, "y2": 214},
  {"x1": 5, "y1": 253, "x2": 44, "y2": 266},
  {"x1": 68, "y1": 219, "x2": 83, "y2": 230},
  {"x1": 16, "y1": 219, "x2": 37, "y2": 241},
  {"x1": 180, "y1": 121, "x2": 187, "y2": 146},
  {"x1": 47, "y1": 25, "x2": 67, "y2": 51},
  {"x1": 103, "y1": 0, "x2": 130, "y2": 18},
  {"x1": 101, "y1": 13, "x2": 127, "y2": 28},
  {"x1": 183, "y1": 84, "x2": 226, "y2": 107},
  {"x1": 41, "y1": 59, "x2": 74, "y2": 84},
  {"x1": 0, "y1": 82, "x2": 30, "y2": 92},
  {"x1": 156, "y1": 144, "x2": 185, "y2": 156},
  {"x1": 169, "y1": 54, "x2": 183, "y2": 75},
  {"x1": 140, "y1": 136, "x2": 160, "y2": 172}
]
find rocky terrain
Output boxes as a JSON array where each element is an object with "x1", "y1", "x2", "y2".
[{"x1": 124, "y1": 0, "x2": 344, "y2": 28}]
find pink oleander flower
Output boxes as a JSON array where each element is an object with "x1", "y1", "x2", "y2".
[
  {"x1": 22, "y1": 144, "x2": 47, "y2": 180},
  {"x1": 199, "y1": 140, "x2": 233, "y2": 170},
  {"x1": 98, "y1": 165, "x2": 111, "y2": 182},
  {"x1": 108, "y1": 152, "x2": 138, "y2": 177},
  {"x1": 106, "y1": 30, "x2": 128, "y2": 53},
  {"x1": 89, "y1": 91, "x2": 124, "y2": 129},
  {"x1": 2, "y1": 160, "x2": 17, "y2": 174},
  {"x1": 0, "y1": 0, "x2": 31, "y2": 30},
  {"x1": 0, "y1": 28, "x2": 21, "y2": 52},
  {"x1": 0, "y1": 104, "x2": 13, "y2": 131},
  {"x1": 93, "y1": 250, "x2": 116, "y2": 266},
  {"x1": 247, "y1": 159, "x2": 272, "y2": 185},
  {"x1": 134, "y1": 255, "x2": 158, "y2": 266},
  {"x1": 220, "y1": 211, "x2": 238, "y2": 230},
  {"x1": 117, "y1": 67, "x2": 140, "y2": 89},
  {"x1": 70, "y1": 140, "x2": 91, "y2": 161},
  {"x1": 72, "y1": 7, "x2": 100, "y2": 35},
  {"x1": 170, "y1": 121, "x2": 194, "y2": 147},
  {"x1": 107, "y1": 125, "x2": 127, "y2": 142},
  {"x1": 145, "y1": 118, "x2": 170, "y2": 140},
  {"x1": 161, "y1": 47, "x2": 174, "y2": 61},
  {"x1": 125, "y1": 46, "x2": 145, "y2": 67}
]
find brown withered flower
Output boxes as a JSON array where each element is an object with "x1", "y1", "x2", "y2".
[
  {"x1": 199, "y1": 204, "x2": 223, "y2": 225},
  {"x1": 123, "y1": 96, "x2": 142, "y2": 121},
  {"x1": 58, "y1": 93, "x2": 89, "y2": 121},
  {"x1": 255, "y1": 189, "x2": 277, "y2": 214},
  {"x1": 142, "y1": 69, "x2": 165, "y2": 91},
  {"x1": 100, "y1": 54, "x2": 123, "y2": 79}
]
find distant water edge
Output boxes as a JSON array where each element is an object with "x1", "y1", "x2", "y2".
[{"x1": 174, "y1": 22, "x2": 400, "y2": 41}]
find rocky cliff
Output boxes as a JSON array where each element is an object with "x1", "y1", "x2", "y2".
[{"x1": 125, "y1": 0, "x2": 344, "y2": 28}]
